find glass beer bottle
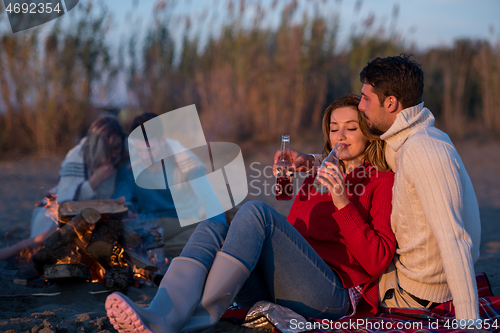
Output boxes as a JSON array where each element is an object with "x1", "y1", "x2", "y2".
[
  {"x1": 313, "y1": 142, "x2": 346, "y2": 193},
  {"x1": 275, "y1": 135, "x2": 293, "y2": 200}
]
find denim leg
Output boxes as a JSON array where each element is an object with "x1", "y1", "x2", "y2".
[
  {"x1": 178, "y1": 220, "x2": 229, "y2": 271},
  {"x1": 180, "y1": 220, "x2": 274, "y2": 308},
  {"x1": 222, "y1": 201, "x2": 350, "y2": 320},
  {"x1": 234, "y1": 264, "x2": 273, "y2": 308}
]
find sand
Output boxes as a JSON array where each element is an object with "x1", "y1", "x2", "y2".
[{"x1": 0, "y1": 141, "x2": 499, "y2": 332}]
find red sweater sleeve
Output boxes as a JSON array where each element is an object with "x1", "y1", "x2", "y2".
[{"x1": 332, "y1": 174, "x2": 396, "y2": 276}]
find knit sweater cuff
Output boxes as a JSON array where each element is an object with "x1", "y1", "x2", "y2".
[
  {"x1": 454, "y1": 302, "x2": 480, "y2": 320},
  {"x1": 331, "y1": 202, "x2": 358, "y2": 231}
]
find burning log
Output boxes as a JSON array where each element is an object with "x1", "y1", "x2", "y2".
[
  {"x1": 31, "y1": 211, "x2": 95, "y2": 272},
  {"x1": 32, "y1": 247, "x2": 56, "y2": 270},
  {"x1": 122, "y1": 226, "x2": 142, "y2": 249},
  {"x1": 58, "y1": 199, "x2": 128, "y2": 223},
  {"x1": 81, "y1": 207, "x2": 102, "y2": 224},
  {"x1": 105, "y1": 266, "x2": 131, "y2": 292},
  {"x1": 22, "y1": 198, "x2": 165, "y2": 289},
  {"x1": 133, "y1": 226, "x2": 165, "y2": 251},
  {"x1": 86, "y1": 219, "x2": 123, "y2": 267},
  {"x1": 38, "y1": 209, "x2": 98, "y2": 250},
  {"x1": 44, "y1": 263, "x2": 92, "y2": 282},
  {"x1": 123, "y1": 249, "x2": 159, "y2": 272}
]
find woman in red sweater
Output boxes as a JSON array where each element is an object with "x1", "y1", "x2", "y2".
[{"x1": 106, "y1": 94, "x2": 396, "y2": 333}]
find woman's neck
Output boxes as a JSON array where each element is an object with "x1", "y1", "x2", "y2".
[{"x1": 343, "y1": 159, "x2": 364, "y2": 173}]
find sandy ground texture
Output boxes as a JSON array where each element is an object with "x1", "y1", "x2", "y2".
[{"x1": 0, "y1": 140, "x2": 499, "y2": 332}]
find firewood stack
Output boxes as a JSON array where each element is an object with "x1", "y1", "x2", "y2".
[{"x1": 27, "y1": 199, "x2": 163, "y2": 292}]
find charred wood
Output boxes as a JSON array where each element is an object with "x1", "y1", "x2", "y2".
[
  {"x1": 86, "y1": 219, "x2": 122, "y2": 267},
  {"x1": 122, "y1": 226, "x2": 142, "y2": 249},
  {"x1": 105, "y1": 266, "x2": 131, "y2": 293},
  {"x1": 123, "y1": 249, "x2": 158, "y2": 272},
  {"x1": 44, "y1": 263, "x2": 92, "y2": 282},
  {"x1": 58, "y1": 199, "x2": 127, "y2": 223}
]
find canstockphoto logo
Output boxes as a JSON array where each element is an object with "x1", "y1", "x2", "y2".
[
  {"x1": 2, "y1": 0, "x2": 79, "y2": 33},
  {"x1": 128, "y1": 105, "x2": 248, "y2": 227}
]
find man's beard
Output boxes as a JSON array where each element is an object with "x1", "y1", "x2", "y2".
[
  {"x1": 368, "y1": 124, "x2": 386, "y2": 136},
  {"x1": 361, "y1": 111, "x2": 386, "y2": 136}
]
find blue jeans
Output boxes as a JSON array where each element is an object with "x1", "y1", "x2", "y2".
[{"x1": 180, "y1": 201, "x2": 350, "y2": 320}]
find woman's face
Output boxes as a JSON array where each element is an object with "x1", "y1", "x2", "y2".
[
  {"x1": 109, "y1": 135, "x2": 123, "y2": 166},
  {"x1": 329, "y1": 107, "x2": 369, "y2": 166}
]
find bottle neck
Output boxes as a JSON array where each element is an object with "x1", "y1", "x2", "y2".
[
  {"x1": 322, "y1": 142, "x2": 344, "y2": 167},
  {"x1": 280, "y1": 135, "x2": 290, "y2": 161}
]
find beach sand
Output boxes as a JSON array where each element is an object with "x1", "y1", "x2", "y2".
[{"x1": 0, "y1": 141, "x2": 498, "y2": 332}]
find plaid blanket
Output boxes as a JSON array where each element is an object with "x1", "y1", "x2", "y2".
[{"x1": 222, "y1": 273, "x2": 500, "y2": 333}]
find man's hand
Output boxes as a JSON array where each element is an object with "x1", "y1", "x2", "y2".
[
  {"x1": 89, "y1": 163, "x2": 115, "y2": 190},
  {"x1": 273, "y1": 149, "x2": 315, "y2": 175}
]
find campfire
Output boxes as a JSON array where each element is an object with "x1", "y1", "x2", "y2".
[{"x1": 15, "y1": 199, "x2": 167, "y2": 292}]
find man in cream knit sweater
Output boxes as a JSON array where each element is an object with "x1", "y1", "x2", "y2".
[
  {"x1": 358, "y1": 55, "x2": 481, "y2": 320},
  {"x1": 275, "y1": 55, "x2": 481, "y2": 320}
]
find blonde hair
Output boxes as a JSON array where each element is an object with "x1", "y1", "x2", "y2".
[
  {"x1": 321, "y1": 94, "x2": 390, "y2": 172},
  {"x1": 81, "y1": 116, "x2": 127, "y2": 176}
]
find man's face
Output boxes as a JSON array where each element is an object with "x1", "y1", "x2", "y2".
[
  {"x1": 131, "y1": 137, "x2": 172, "y2": 170},
  {"x1": 132, "y1": 138, "x2": 163, "y2": 164},
  {"x1": 358, "y1": 84, "x2": 391, "y2": 135}
]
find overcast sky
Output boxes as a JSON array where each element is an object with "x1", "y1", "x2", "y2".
[{"x1": 104, "y1": 0, "x2": 500, "y2": 51}]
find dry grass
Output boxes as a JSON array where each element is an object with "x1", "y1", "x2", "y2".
[{"x1": 0, "y1": 0, "x2": 499, "y2": 155}]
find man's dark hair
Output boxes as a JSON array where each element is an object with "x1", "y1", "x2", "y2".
[
  {"x1": 359, "y1": 54, "x2": 424, "y2": 109},
  {"x1": 130, "y1": 112, "x2": 158, "y2": 133}
]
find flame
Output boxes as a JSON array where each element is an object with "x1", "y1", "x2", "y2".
[
  {"x1": 56, "y1": 246, "x2": 81, "y2": 264},
  {"x1": 132, "y1": 266, "x2": 150, "y2": 280},
  {"x1": 48, "y1": 245, "x2": 106, "y2": 284},
  {"x1": 150, "y1": 252, "x2": 158, "y2": 264},
  {"x1": 148, "y1": 252, "x2": 169, "y2": 270},
  {"x1": 79, "y1": 251, "x2": 106, "y2": 283},
  {"x1": 91, "y1": 265, "x2": 106, "y2": 283},
  {"x1": 25, "y1": 199, "x2": 165, "y2": 287},
  {"x1": 72, "y1": 223, "x2": 94, "y2": 249},
  {"x1": 110, "y1": 245, "x2": 128, "y2": 267},
  {"x1": 17, "y1": 246, "x2": 33, "y2": 264},
  {"x1": 43, "y1": 194, "x2": 60, "y2": 227}
]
